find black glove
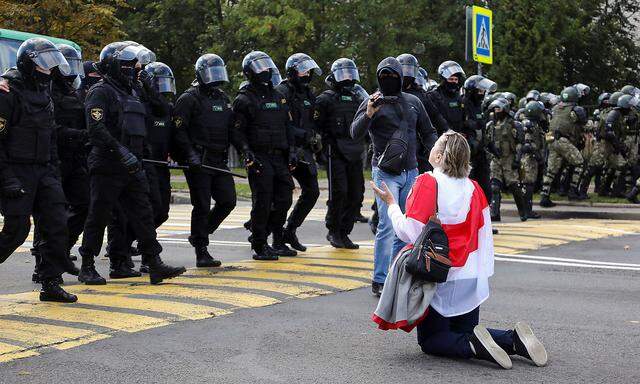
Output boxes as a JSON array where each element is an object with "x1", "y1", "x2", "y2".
[
  {"x1": 1, "y1": 176, "x2": 26, "y2": 198},
  {"x1": 187, "y1": 150, "x2": 202, "y2": 171},
  {"x1": 288, "y1": 148, "x2": 298, "y2": 169},
  {"x1": 511, "y1": 159, "x2": 521, "y2": 170},
  {"x1": 118, "y1": 147, "x2": 141, "y2": 174},
  {"x1": 138, "y1": 69, "x2": 152, "y2": 88},
  {"x1": 243, "y1": 149, "x2": 256, "y2": 167}
]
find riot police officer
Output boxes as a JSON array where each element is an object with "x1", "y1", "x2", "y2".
[
  {"x1": 232, "y1": 51, "x2": 296, "y2": 260},
  {"x1": 397, "y1": 54, "x2": 449, "y2": 172},
  {"x1": 173, "y1": 54, "x2": 241, "y2": 267},
  {"x1": 620, "y1": 86, "x2": 640, "y2": 192},
  {"x1": 315, "y1": 58, "x2": 366, "y2": 249},
  {"x1": 519, "y1": 101, "x2": 546, "y2": 219},
  {"x1": 540, "y1": 86, "x2": 587, "y2": 206},
  {"x1": 463, "y1": 74, "x2": 497, "y2": 199},
  {"x1": 80, "y1": 41, "x2": 186, "y2": 284},
  {"x1": 487, "y1": 97, "x2": 528, "y2": 221},
  {"x1": 427, "y1": 60, "x2": 466, "y2": 135},
  {"x1": 0, "y1": 38, "x2": 77, "y2": 302},
  {"x1": 276, "y1": 53, "x2": 322, "y2": 253}
]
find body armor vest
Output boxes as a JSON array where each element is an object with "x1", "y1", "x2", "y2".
[{"x1": 241, "y1": 86, "x2": 289, "y2": 152}]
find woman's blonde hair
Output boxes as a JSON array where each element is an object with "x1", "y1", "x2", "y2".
[{"x1": 434, "y1": 130, "x2": 471, "y2": 178}]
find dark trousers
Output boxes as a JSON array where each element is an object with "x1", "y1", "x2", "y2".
[
  {"x1": 247, "y1": 153, "x2": 294, "y2": 247},
  {"x1": 287, "y1": 159, "x2": 319, "y2": 230},
  {"x1": 417, "y1": 306, "x2": 514, "y2": 359},
  {"x1": 0, "y1": 164, "x2": 67, "y2": 280},
  {"x1": 148, "y1": 165, "x2": 171, "y2": 227},
  {"x1": 325, "y1": 155, "x2": 364, "y2": 234},
  {"x1": 470, "y1": 152, "x2": 491, "y2": 201},
  {"x1": 80, "y1": 170, "x2": 162, "y2": 259},
  {"x1": 60, "y1": 157, "x2": 90, "y2": 250},
  {"x1": 185, "y1": 168, "x2": 236, "y2": 248}
]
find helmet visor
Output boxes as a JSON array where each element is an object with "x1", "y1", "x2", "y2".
[
  {"x1": 294, "y1": 58, "x2": 322, "y2": 75},
  {"x1": 333, "y1": 67, "x2": 359, "y2": 82},
  {"x1": 400, "y1": 63, "x2": 419, "y2": 79},
  {"x1": 248, "y1": 57, "x2": 277, "y2": 74},
  {"x1": 61, "y1": 57, "x2": 84, "y2": 77},
  {"x1": 156, "y1": 77, "x2": 176, "y2": 94},
  {"x1": 414, "y1": 75, "x2": 427, "y2": 89},
  {"x1": 199, "y1": 66, "x2": 229, "y2": 84},
  {"x1": 33, "y1": 48, "x2": 70, "y2": 74},
  {"x1": 271, "y1": 69, "x2": 282, "y2": 86},
  {"x1": 439, "y1": 62, "x2": 465, "y2": 79},
  {"x1": 476, "y1": 77, "x2": 497, "y2": 92}
]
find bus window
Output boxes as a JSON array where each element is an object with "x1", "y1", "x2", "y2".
[{"x1": 0, "y1": 37, "x2": 22, "y2": 73}]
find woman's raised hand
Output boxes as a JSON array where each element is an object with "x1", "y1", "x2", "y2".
[{"x1": 370, "y1": 181, "x2": 396, "y2": 206}]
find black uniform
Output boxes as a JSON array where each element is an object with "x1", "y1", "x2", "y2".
[
  {"x1": 233, "y1": 83, "x2": 295, "y2": 249},
  {"x1": 80, "y1": 76, "x2": 181, "y2": 282},
  {"x1": 0, "y1": 69, "x2": 71, "y2": 282},
  {"x1": 404, "y1": 83, "x2": 449, "y2": 172},
  {"x1": 275, "y1": 80, "x2": 320, "y2": 231},
  {"x1": 427, "y1": 84, "x2": 466, "y2": 135},
  {"x1": 315, "y1": 86, "x2": 365, "y2": 237},
  {"x1": 174, "y1": 85, "x2": 239, "y2": 249},
  {"x1": 464, "y1": 93, "x2": 491, "y2": 199}
]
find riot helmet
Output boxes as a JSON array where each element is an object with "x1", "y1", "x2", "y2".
[
  {"x1": 285, "y1": 53, "x2": 321, "y2": 85},
  {"x1": 518, "y1": 97, "x2": 527, "y2": 110},
  {"x1": 16, "y1": 38, "x2": 70, "y2": 84},
  {"x1": 617, "y1": 94, "x2": 638, "y2": 110},
  {"x1": 597, "y1": 92, "x2": 611, "y2": 108},
  {"x1": 195, "y1": 53, "x2": 228, "y2": 87},
  {"x1": 242, "y1": 51, "x2": 277, "y2": 85},
  {"x1": 524, "y1": 101, "x2": 545, "y2": 120},
  {"x1": 437, "y1": 60, "x2": 465, "y2": 80},
  {"x1": 560, "y1": 86, "x2": 579, "y2": 103},
  {"x1": 621, "y1": 85, "x2": 639, "y2": 97},
  {"x1": 464, "y1": 75, "x2": 497, "y2": 92},
  {"x1": 526, "y1": 89, "x2": 540, "y2": 102},
  {"x1": 120, "y1": 41, "x2": 156, "y2": 65},
  {"x1": 55, "y1": 43, "x2": 83, "y2": 89},
  {"x1": 573, "y1": 106, "x2": 588, "y2": 125},
  {"x1": 573, "y1": 83, "x2": 590, "y2": 98},
  {"x1": 489, "y1": 97, "x2": 510, "y2": 115},
  {"x1": 396, "y1": 54, "x2": 420, "y2": 82},
  {"x1": 330, "y1": 58, "x2": 360, "y2": 85},
  {"x1": 98, "y1": 42, "x2": 149, "y2": 85},
  {"x1": 501, "y1": 92, "x2": 517, "y2": 108},
  {"x1": 609, "y1": 91, "x2": 624, "y2": 107},
  {"x1": 415, "y1": 67, "x2": 429, "y2": 91},
  {"x1": 144, "y1": 62, "x2": 176, "y2": 94},
  {"x1": 271, "y1": 67, "x2": 282, "y2": 87}
]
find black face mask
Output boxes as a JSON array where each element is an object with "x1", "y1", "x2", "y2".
[
  {"x1": 255, "y1": 70, "x2": 272, "y2": 84},
  {"x1": 33, "y1": 69, "x2": 52, "y2": 86},
  {"x1": 82, "y1": 76, "x2": 101, "y2": 90},
  {"x1": 378, "y1": 76, "x2": 401, "y2": 95},
  {"x1": 444, "y1": 81, "x2": 460, "y2": 95},
  {"x1": 298, "y1": 75, "x2": 312, "y2": 85},
  {"x1": 120, "y1": 66, "x2": 137, "y2": 83},
  {"x1": 201, "y1": 82, "x2": 219, "y2": 95}
]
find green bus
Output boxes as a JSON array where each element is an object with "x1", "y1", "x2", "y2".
[{"x1": 0, "y1": 28, "x2": 81, "y2": 73}]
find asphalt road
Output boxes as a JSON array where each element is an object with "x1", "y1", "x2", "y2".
[{"x1": 0, "y1": 202, "x2": 639, "y2": 383}]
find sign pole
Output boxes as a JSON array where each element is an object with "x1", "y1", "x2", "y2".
[{"x1": 478, "y1": 62, "x2": 483, "y2": 76}]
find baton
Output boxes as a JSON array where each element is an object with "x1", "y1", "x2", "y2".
[
  {"x1": 327, "y1": 144, "x2": 333, "y2": 202},
  {"x1": 143, "y1": 159, "x2": 248, "y2": 179}
]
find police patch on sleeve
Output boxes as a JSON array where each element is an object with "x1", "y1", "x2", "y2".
[
  {"x1": 90, "y1": 108, "x2": 103, "y2": 121},
  {"x1": 174, "y1": 117, "x2": 183, "y2": 128},
  {"x1": 0, "y1": 117, "x2": 6, "y2": 133},
  {"x1": 313, "y1": 110, "x2": 320, "y2": 120}
]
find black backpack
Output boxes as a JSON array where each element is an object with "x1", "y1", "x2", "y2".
[{"x1": 405, "y1": 178, "x2": 452, "y2": 283}]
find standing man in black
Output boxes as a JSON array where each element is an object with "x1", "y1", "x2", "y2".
[
  {"x1": 79, "y1": 42, "x2": 186, "y2": 285},
  {"x1": 315, "y1": 58, "x2": 366, "y2": 249},
  {"x1": 233, "y1": 51, "x2": 297, "y2": 261},
  {"x1": 463, "y1": 74, "x2": 498, "y2": 199},
  {"x1": 0, "y1": 38, "x2": 77, "y2": 302},
  {"x1": 427, "y1": 61, "x2": 467, "y2": 135},
  {"x1": 276, "y1": 53, "x2": 322, "y2": 253},
  {"x1": 173, "y1": 54, "x2": 240, "y2": 267},
  {"x1": 396, "y1": 54, "x2": 449, "y2": 172}
]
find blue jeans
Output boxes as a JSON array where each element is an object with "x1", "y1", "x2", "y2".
[
  {"x1": 417, "y1": 306, "x2": 514, "y2": 358},
  {"x1": 372, "y1": 167, "x2": 418, "y2": 284}
]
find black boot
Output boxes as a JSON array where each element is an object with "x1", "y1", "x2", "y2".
[
  {"x1": 139, "y1": 255, "x2": 149, "y2": 274},
  {"x1": 109, "y1": 259, "x2": 142, "y2": 279},
  {"x1": 243, "y1": 219, "x2": 252, "y2": 231},
  {"x1": 579, "y1": 167, "x2": 597, "y2": 198},
  {"x1": 148, "y1": 255, "x2": 186, "y2": 285},
  {"x1": 354, "y1": 213, "x2": 369, "y2": 223},
  {"x1": 469, "y1": 325, "x2": 512, "y2": 369},
  {"x1": 327, "y1": 231, "x2": 346, "y2": 248},
  {"x1": 342, "y1": 232, "x2": 359, "y2": 249},
  {"x1": 195, "y1": 246, "x2": 222, "y2": 268},
  {"x1": 567, "y1": 187, "x2": 582, "y2": 201},
  {"x1": 539, "y1": 193, "x2": 556, "y2": 208},
  {"x1": 62, "y1": 256, "x2": 80, "y2": 276},
  {"x1": 78, "y1": 256, "x2": 106, "y2": 285},
  {"x1": 283, "y1": 226, "x2": 307, "y2": 252},
  {"x1": 272, "y1": 229, "x2": 297, "y2": 257},
  {"x1": 513, "y1": 322, "x2": 548, "y2": 367},
  {"x1": 598, "y1": 171, "x2": 615, "y2": 196},
  {"x1": 510, "y1": 184, "x2": 528, "y2": 221},
  {"x1": 40, "y1": 278, "x2": 77, "y2": 303},
  {"x1": 524, "y1": 184, "x2": 541, "y2": 219},
  {"x1": 626, "y1": 186, "x2": 640, "y2": 204},
  {"x1": 252, "y1": 243, "x2": 279, "y2": 261},
  {"x1": 490, "y1": 190, "x2": 501, "y2": 222}
]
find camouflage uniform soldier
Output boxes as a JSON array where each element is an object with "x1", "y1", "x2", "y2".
[
  {"x1": 592, "y1": 92, "x2": 628, "y2": 196},
  {"x1": 540, "y1": 86, "x2": 588, "y2": 207},
  {"x1": 487, "y1": 97, "x2": 528, "y2": 221},
  {"x1": 621, "y1": 86, "x2": 640, "y2": 192},
  {"x1": 581, "y1": 93, "x2": 615, "y2": 196},
  {"x1": 519, "y1": 101, "x2": 546, "y2": 219}
]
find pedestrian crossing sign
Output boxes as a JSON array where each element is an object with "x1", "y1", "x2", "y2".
[{"x1": 471, "y1": 6, "x2": 493, "y2": 64}]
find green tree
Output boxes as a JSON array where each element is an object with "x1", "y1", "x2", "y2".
[{"x1": 0, "y1": 0, "x2": 127, "y2": 59}]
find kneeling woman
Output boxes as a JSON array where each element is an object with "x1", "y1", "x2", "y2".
[{"x1": 372, "y1": 131, "x2": 547, "y2": 369}]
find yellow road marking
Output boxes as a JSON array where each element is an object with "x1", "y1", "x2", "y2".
[
  {"x1": 70, "y1": 284, "x2": 279, "y2": 308},
  {"x1": 187, "y1": 269, "x2": 367, "y2": 291},
  {"x1": 179, "y1": 277, "x2": 331, "y2": 297},
  {"x1": 233, "y1": 261, "x2": 372, "y2": 279},
  {"x1": 72, "y1": 294, "x2": 230, "y2": 321},
  {"x1": 282, "y1": 257, "x2": 372, "y2": 269},
  {"x1": 0, "y1": 347, "x2": 39, "y2": 363},
  {"x1": 0, "y1": 319, "x2": 98, "y2": 349}
]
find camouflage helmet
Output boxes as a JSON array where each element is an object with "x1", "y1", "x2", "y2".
[
  {"x1": 597, "y1": 92, "x2": 611, "y2": 107},
  {"x1": 489, "y1": 97, "x2": 510, "y2": 112},
  {"x1": 560, "y1": 86, "x2": 579, "y2": 103},
  {"x1": 524, "y1": 101, "x2": 545, "y2": 120},
  {"x1": 526, "y1": 89, "x2": 541, "y2": 102}
]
